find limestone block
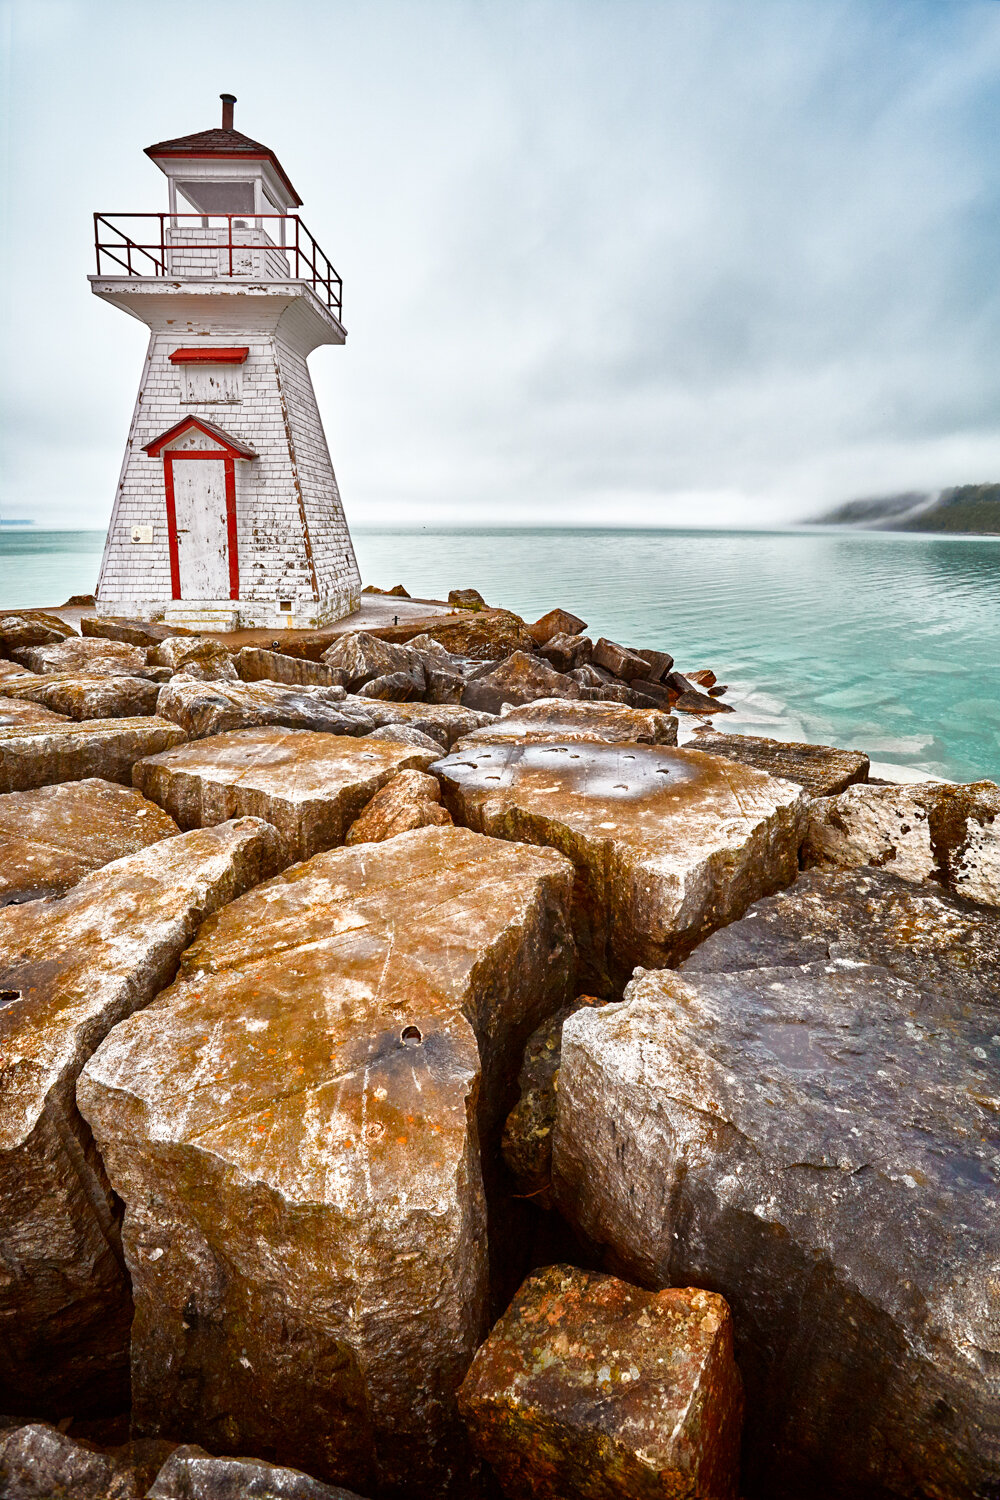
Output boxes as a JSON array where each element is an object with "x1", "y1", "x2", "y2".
[
  {"x1": 237, "y1": 647, "x2": 345, "y2": 689},
  {"x1": 591, "y1": 638, "x2": 650, "y2": 681},
  {"x1": 682, "y1": 865, "x2": 1000, "y2": 1009},
  {"x1": 14, "y1": 638, "x2": 147, "y2": 677},
  {"x1": 458, "y1": 1265, "x2": 742, "y2": 1500},
  {"x1": 346, "y1": 699, "x2": 497, "y2": 750},
  {"x1": 155, "y1": 679, "x2": 364, "y2": 741},
  {"x1": 0, "y1": 1423, "x2": 175, "y2": 1500},
  {"x1": 0, "y1": 717, "x2": 186, "y2": 793},
  {"x1": 501, "y1": 995, "x2": 605, "y2": 1208},
  {"x1": 552, "y1": 963, "x2": 1000, "y2": 1498},
  {"x1": 320, "y1": 631, "x2": 426, "y2": 691},
  {"x1": 463, "y1": 697, "x2": 678, "y2": 747},
  {"x1": 538, "y1": 632, "x2": 592, "y2": 673},
  {"x1": 356, "y1": 670, "x2": 418, "y2": 701},
  {"x1": 1, "y1": 674, "x2": 161, "y2": 721},
  {"x1": 0, "y1": 612, "x2": 74, "y2": 653},
  {"x1": 0, "y1": 819, "x2": 284, "y2": 1417},
  {"x1": 0, "y1": 778, "x2": 180, "y2": 906},
  {"x1": 634, "y1": 647, "x2": 674, "y2": 682},
  {"x1": 364, "y1": 724, "x2": 447, "y2": 754},
  {"x1": 82, "y1": 616, "x2": 187, "y2": 650},
  {"x1": 0, "y1": 696, "x2": 69, "y2": 728},
  {"x1": 77, "y1": 827, "x2": 575, "y2": 1496},
  {"x1": 461, "y1": 651, "x2": 582, "y2": 715},
  {"x1": 147, "y1": 1446, "x2": 367, "y2": 1499},
  {"x1": 527, "y1": 607, "x2": 588, "y2": 645},
  {"x1": 435, "y1": 740, "x2": 805, "y2": 990},
  {"x1": 694, "y1": 730, "x2": 870, "y2": 796},
  {"x1": 149, "y1": 636, "x2": 230, "y2": 671},
  {"x1": 804, "y1": 779, "x2": 1000, "y2": 906},
  {"x1": 134, "y1": 728, "x2": 439, "y2": 862},
  {"x1": 345, "y1": 768, "x2": 452, "y2": 845}
]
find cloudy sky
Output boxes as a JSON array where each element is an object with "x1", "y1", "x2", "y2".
[{"x1": 3, "y1": 0, "x2": 1000, "y2": 528}]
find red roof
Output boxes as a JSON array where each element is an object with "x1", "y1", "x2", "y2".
[
  {"x1": 144, "y1": 126, "x2": 302, "y2": 208},
  {"x1": 143, "y1": 414, "x2": 258, "y2": 460}
]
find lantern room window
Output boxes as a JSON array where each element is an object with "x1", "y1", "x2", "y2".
[{"x1": 175, "y1": 179, "x2": 255, "y2": 217}]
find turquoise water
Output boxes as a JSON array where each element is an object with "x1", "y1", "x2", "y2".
[{"x1": 2, "y1": 525, "x2": 999, "y2": 784}]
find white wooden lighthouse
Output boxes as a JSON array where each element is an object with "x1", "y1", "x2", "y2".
[{"x1": 92, "y1": 95, "x2": 360, "y2": 630}]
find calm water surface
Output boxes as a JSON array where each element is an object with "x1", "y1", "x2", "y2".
[{"x1": 2, "y1": 525, "x2": 999, "y2": 784}]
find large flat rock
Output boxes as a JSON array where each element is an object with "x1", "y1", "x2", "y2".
[
  {"x1": 459, "y1": 697, "x2": 678, "y2": 747},
  {"x1": 682, "y1": 865, "x2": 1000, "y2": 1012},
  {"x1": 13, "y1": 638, "x2": 148, "y2": 677},
  {"x1": 237, "y1": 646, "x2": 344, "y2": 688},
  {"x1": 0, "y1": 673, "x2": 161, "y2": 720},
  {"x1": 0, "y1": 818, "x2": 283, "y2": 1417},
  {"x1": 552, "y1": 963, "x2": 1000, "y2": 1499},
  {"x1": 155, "y1": 678, "x2": 370, "y2": 740},
  {"x1": 0, "y1": 778, "x2": 180, "y2": 905},
  {"x1": 691, "y1": 730, "x2": 869, "y2": 796},
  {"x1": 0, "y1": 696, "x2": 69, "y2": 728},
  {"x1": 134, "y1": 729, "x2": 440, "y2": 862},
  {"x1": 77, "y1": 827, "x2": 575, "y2": 1496},
  {"x1": 346, "y1": 698, "x2": 497, "y2": 750},
  {"x1": 0, "y1": 717, "x2": 186, "y2": 793},
  {"x1": 458, "y1": 1265, "x2": 742, "y2": 1500},
  {"x1": 434, "y1": 740, "x2": 805, "y2": 990}
]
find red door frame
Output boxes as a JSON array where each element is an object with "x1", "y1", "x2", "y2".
[{"x1": 162, "y1": 451, "x2": 240, "y2": 601}]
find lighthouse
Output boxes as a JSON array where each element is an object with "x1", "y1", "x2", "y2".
[{"x1": 92, "y1": 95, "x2": 360, "y2": 630}]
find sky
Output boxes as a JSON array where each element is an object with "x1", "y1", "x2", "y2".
[{"x1": 3, "y1": 0, "x2": 1000, "y2": 529}]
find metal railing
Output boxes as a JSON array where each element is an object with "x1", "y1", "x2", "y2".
[{"x1": 93, "y1": 212, "x2": 343, "y2": 318}]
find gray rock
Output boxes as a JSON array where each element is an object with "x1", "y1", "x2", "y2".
[
  {"x1": 552, "y1": 961, "x2": 1000, "y2": 1499},
  {"x1": 345, "y1": 699, "x2": 496, "y2": 751},
  {"x1": 356, "y1": 670, "x2": 418, "y2": 701},
  {"x1": 320, "y1": 631, "x2": 425, "y2": 693},
  {"x1": 682, "y1": 865, "x2": 1000, "y2": 1013},
  {"x1": 237, "y1": 647, "x2": 346, "y2": 689},
  {"x1": 460, "y1": 652, "x2": 581, "y2": 714},
  {"x1": 147, "y1": 1445, "x2": 366, "y2": 1499},
  {"x1": 0, "y1": 1423, "x2": 174, "y2": 1499},
  {"x1": 149, "y1": 637, "x2": 235, "y2": 676},
  {"x1": 155, "y1": 678, "x2": 370, "y2": 740},
  {"x1": 538, "y1": 633, "x2": 591, "y2": 674},
  {"x1": 693, "y1": 730, "x2": 870, "y2": 797}
]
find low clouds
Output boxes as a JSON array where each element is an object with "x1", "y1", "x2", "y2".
[{"x1": 4, "y1": 0, "x2": 1000, "y2": 526}]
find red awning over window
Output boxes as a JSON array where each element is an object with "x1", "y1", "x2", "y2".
[{"x1": 168, "y1": 347, "x2": 249, "y2": 365}]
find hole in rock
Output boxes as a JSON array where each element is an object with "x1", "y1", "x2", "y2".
[
  {"x1": 0, "y1": 989, "x2": 21, "y2": 1005},
  {"x1": 400, "y1": 1025, "x2": 423, "y2": 1046}
]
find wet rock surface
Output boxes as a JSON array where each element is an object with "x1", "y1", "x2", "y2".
[
  {"x1": 0, "y1": 778, "x2": 180, "y2": 905},
  {"x1": 459, "y1": 697, "x2": 678, "y2": 747},
  {"x1": 147, "y1": 1445, "x2": 368, "y2": 1499},
  {"x1": 693, "y1": 730, "x2": 870, "y2": 796},
  {"x1": 501, "y1": 996, "x2": 605, "y2": 1209},
  {"x1": 237, "y1": 647, "x2": 345, "y2": 689},
  {"x1": 682, "y1": 865, "x2": 1000, "y2": 1011},
  {"x1": 0, "y1": 818, "x2": 283, "y2": 1418},
  {"x1": 345, "y1": 768, "x2": 452, "y2": 844},
  {"x1": 434, "y1": 739, "x2": 804, "y2": 990},
  {"x1": 0, "y1": 717, "x2": 186, "y2": 792},
  {"x1": 552, "y1": 963, "x2": 1000, "y2": 1499},
  {"x1": 460, "y1": 651, "x2": 582, "y2": 714},
  {"x1": 458, "y1": 1265, "x2": 743, "y2": 1500},
  {"x1": 134, "y1": 728, "x2": 438, "y2": 863},
  {"x1": 78, "y1": 826, "x2": 575, "y2": 1497},
  {"x1": 0, "y1": 1422, "x2": 175, "y2": 1500},
  {"x1": 804, "y1": 778, "x2": 1000, "y2": 907},
  {"x1": 155, "y1": 678, "x2": 366, "y2": 741},
  {"x1": 13, "y1": 638, "x2": 148, "y2": 677}
]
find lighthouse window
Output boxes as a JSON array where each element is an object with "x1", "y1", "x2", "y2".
[
  {"x1": 176, "y1": 180, "x2": 255, "y2": 218},
  {"x1": 181, "y1": 364, "x2": 243, "y2": 405}
]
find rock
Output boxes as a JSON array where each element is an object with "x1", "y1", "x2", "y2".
[
  {"x1": 237, "y1": 647, "x2": 345, "y2": 689},
  {"x1": 591, "y1": 638, "x2": 650, "y2": 681},
  {"x1": 356, "y1": 670, "x2": 418, "y2": 701},
  {"x1": 688, "y1": 668, "x2": 717, "y2": 687},
  {"x1": 0, "y1": 717, "x2": 186, "y2": 793},
  {"x1": 458, "y1": 1265, "x2": 743, "y2": 1500},
  {"x1": 665, "y1": 670, "x2": 699, "y2": 694},
  {"x1": 626, "y1": 678, "x2": 676, "y2": 709},
  {"x1": 538, "y1": 632, "x2": 591, "y2": 673},
  {"x1": 803, "y1": 780, "x2": 1000, "y2": 907},
  {"x1": 681, "y1": 865, "x2": 1000, "y2": 1013},
  {"x1": 169, "y1": 652, "x2": 239, "y2": 684},
  {"x1": 371, "y1": 609, "x2": 535, "y2": 662},
  {"x1": 0, "y1": 778, "x2": 180, "y2": 906},
  {"x1": 364, "y1": 724, "x2": 446, "y2": 754},
  {"x1": 695, "y1": 731, "x2": 870, "y2": 797},
  {"x1": 461, "y1": 652, "x2": 581, "y2": 715},
  {"x1": 1, "y1": 674, "x2": 161, "y2": 721},
  {"x1": 13, "y1": 638, "x2": 148, "y2": 677},
  {"x1": 0, "y1": 818, "x2": 283, "y2": 1417},
  {"x1": 501, "y1": 995, "x2": 605, "y2": 1208},
  {"x1": 320, "y1": 631, "x2": 426, "y2": 692},
  {"x1": 674, "y1": 689, "x2": 735, "y2": 715},
  {"x1": 348, "y1": 699, "x2": 497, "y2": 751},
  {"x1": 448, "y1": 587, "x2": 487, "y2": 610},
  {"x1": 400, "y1": 635, "x2": 468, "y2": 704},
  {"x1": 344, "y1": 769, "x2": 452, "y2": 844},
  {"x1": 435, "y1": 740, "x2": 805, "y2": 991},
  {"x1": 147, "y1": 1445, "x2": 366, "y2": 1499},
  {"x1": 552, "y1": 962, "x2": 1000, "y2": 1499},
  {"x1": 527, "y1": 608, "x2": 588, "y2": 646},
  {"x1": 155, "y1": 678, "x2": 364, "y2": 741},
  {"x1": 82, "y1": 617, "x2": 192, "y2": 649},
  {"x1": 634, "y1": 648, "x2": 674, "y2": 682},
  {"x1": 574, "y1": 672, "x2": 633, "y2": 705},
  {"x1": 0, "y1": 1422, "x2": 175, "y2": 1500},
  {"x1": 148, "y1": 637, "x2": 229, "y2": 672},
  {"x1": 458, "y1": 697, "x2": 678, "y2": 747},
  {"x1": 77, "y1": 826, "x2": 575, "y2": 1496},
  {"x1": 134, "y1": 728, "x2": 439, "y2": 862},
  {"x1": 0, "y1": 660, "x2": 37, "y2": 685},
  {"x1": 0, "y1": 612, "x2": 74, "y2": 653},
  {"x1": 0, "y1": 697, "x2": 70, "y2": 728}
]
